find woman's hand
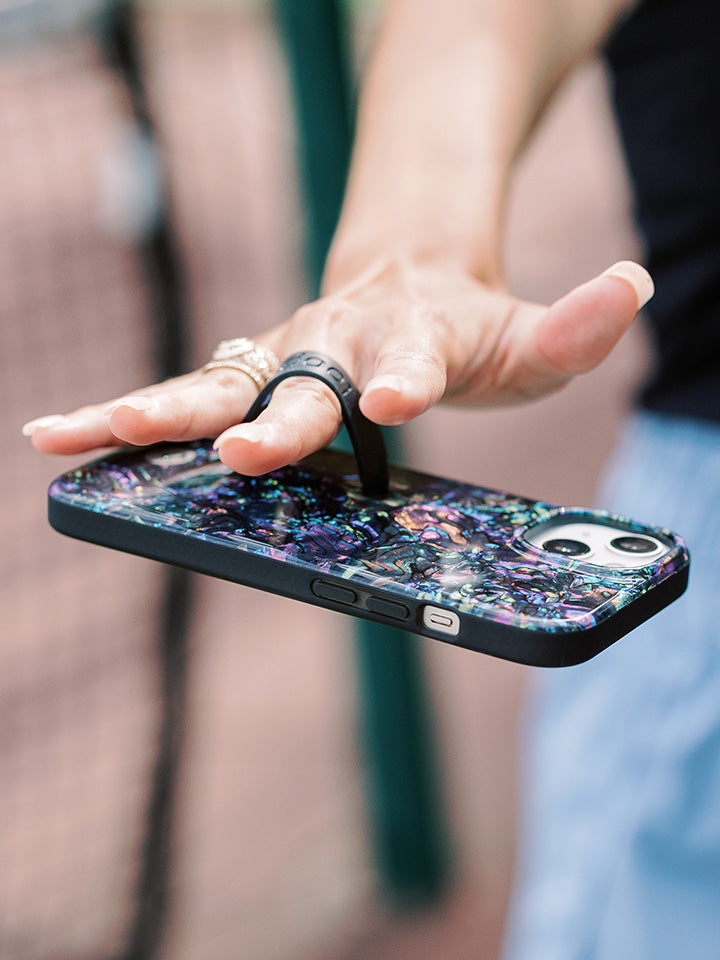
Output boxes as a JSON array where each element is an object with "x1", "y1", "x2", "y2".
[
  {"x1": 22, "y1": 254, "x2": 652, "y2": 475},
  {"x1": 23, "y1": 1, "x2": 648, "y2": 477}
]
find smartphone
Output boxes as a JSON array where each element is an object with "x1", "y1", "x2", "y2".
[{"x1": 47, "y1": 440, "x2": 689, "y2": 667}]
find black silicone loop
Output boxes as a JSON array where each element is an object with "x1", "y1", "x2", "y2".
[{"x1": 243, "y1": 351, "x2": 389, "y2": 497}]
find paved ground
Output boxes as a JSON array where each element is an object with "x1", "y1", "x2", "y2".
[{"x1": 0, "y1": 5, "x2": 645, "y2": 960}]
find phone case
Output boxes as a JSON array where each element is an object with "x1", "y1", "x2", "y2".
[{"x1": 48, "y1": 440, "x2": 689, "y2": 667}]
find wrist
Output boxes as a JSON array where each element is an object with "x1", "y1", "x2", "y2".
[{"x1": 323, "y1": 231, "x2": 503, "y2": 295}]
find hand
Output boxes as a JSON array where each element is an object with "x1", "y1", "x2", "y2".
[{"x1": 22, "y1": 255, "x2": 652, "y2": 475}]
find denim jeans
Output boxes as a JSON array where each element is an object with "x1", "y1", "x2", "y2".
[{"x1": 503, "y1": 412, "x2": 720, "y2": 960}]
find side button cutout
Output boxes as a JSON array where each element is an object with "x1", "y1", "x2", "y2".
[
  {"x1": 422, "y1": 605, "x2": 460, "y2": 637},
  {"x1": 366, "y1": 596, "x2": 410, "y2": 621},
  {"x1": 312, "y1": 580, "x2": 357, "y2": 605}
]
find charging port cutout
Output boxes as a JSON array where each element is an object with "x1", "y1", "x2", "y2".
[{"x1": 422, "y1": 606, "x2": 460, "y2": 637}]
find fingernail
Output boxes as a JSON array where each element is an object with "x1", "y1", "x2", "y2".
[
  {"x1": 22, "y1": 414, "x2": 67, "y2": 436},
  {"x1": 364, "y1": 374, "x2": 410, "y2": 396},
  {"x1": 104, "y1": 396, "x2": 157, "y2": 416},
  {"x1": 602, "y1": 260, "x2": 654, "y2": 310},
  {"x1": 213, "y1": 423, "x2": 268, "y2": 450}
]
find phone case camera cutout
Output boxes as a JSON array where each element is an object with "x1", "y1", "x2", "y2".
[{"x1": 47, "y1": 354, "x2": 689, "y2": 667}]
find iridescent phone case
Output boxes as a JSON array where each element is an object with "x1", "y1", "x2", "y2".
[{"x1": 48, "y1": 440, "x2": 689, "y2": 666}]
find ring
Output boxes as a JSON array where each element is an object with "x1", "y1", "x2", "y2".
[
  {"x1": 244, "y1": 351, "x2": 389, "y2": 497},
  {"x1": 202, "y1": 337, "x2": 280, "y2": 390}
]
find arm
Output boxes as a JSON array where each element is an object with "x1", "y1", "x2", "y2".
[
  {"x1": 24, "y1": 0, "x2": 651, "y2": 475},
  {"x1": 328, "y1": 0, "x2": 637, "y2": 283}
]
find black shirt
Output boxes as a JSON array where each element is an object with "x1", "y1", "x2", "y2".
[{"x1": 604, "y1": 0, "x2": 720, "y2": 422}]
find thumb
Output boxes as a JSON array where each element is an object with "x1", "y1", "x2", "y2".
[{"x1": 531, "y1": 260, "x2": 654, "y2": 376}]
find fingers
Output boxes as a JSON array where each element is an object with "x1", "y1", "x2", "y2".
[
  {"x1": 213, "y1": 346, "x2": 444, "y2": 477},
  {"x1": 213, "y1": 377, "x2": 342, "y2": 475},
  {"x1": 23, "y1": 408, "x2": 122, "y2": 455},
  {"x1": 531, "y1": 260, "x2": 653, "y2": 377},
  {"x1": 360, "y1": 310, "x2": 448, "y2": 425},
  {"x1": 213, "y1": 300, "x2": 450, "y2": 473},
  {"x1": 22, "y1": 367, "x2": 258, "y2": 455},
  {"x1": 24, "y1": 260, "x2": 653, "y2": 470},
  {"x1": 22, "y1": 372, "x2": 194, "y2": 454},
  {"x1": 106, "y1": 369, "x2": 259, "y2": 444}
]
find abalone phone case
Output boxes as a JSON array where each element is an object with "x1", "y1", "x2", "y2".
[{"x1": 48, "y1": 440, "x2": 689, "y2": 667}]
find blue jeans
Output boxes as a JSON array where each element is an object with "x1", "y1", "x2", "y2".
[{"x1": 503, "y1": 412, "x2": 720, "y2": 960}]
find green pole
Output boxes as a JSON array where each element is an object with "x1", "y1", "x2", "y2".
[{"x1": 272, "y1": 0, "x2": 450, "y2": 905}]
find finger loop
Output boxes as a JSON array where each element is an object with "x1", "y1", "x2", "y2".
[{"x1": 244, "y1": 352, "x2": 389, "y2": 497}]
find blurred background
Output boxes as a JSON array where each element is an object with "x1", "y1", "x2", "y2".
[{"x1": 0, "y1": 1, "x2": 648, "y2": 958}]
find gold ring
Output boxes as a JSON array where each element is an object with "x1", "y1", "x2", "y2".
[{"x1": 202, "y1": 337, "x2": 280, "y2": 390}]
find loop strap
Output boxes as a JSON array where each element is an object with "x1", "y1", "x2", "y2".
[{"x1": 243, "y1": 351, "x2": 389, "y2": 497}]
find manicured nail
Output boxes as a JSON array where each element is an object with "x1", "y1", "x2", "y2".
[
  {"x1": 213, "y1": 423, "x2": 268, "y2": 450},
  {"x1": 104, "y1": 396, "x2": 157, "y2": 416},
  {"x1": 22, "y1": 414, "x2": 67, "y2": 436},
  {"x1": 363, "y1": 374, "x2": 410, "y2": 396},
  {"x1": 602, "y1": 260, "x2": 654, "y2": 310}
]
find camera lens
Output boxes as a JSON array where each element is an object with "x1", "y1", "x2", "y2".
[
  {"x1": 542, "y1": 538, "x2": 591, "y2": 557},
  {"x1": 609, "y1": 535, "x2": 659, "y2": 555}
]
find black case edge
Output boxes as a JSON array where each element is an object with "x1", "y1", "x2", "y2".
[{"x1": 48, "y1": 495, "x2": 689, "y2": 667}]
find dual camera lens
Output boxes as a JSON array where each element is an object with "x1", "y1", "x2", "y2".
[{"x1": 542, "y1": 535, "x2": 659, "y2": 558}]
